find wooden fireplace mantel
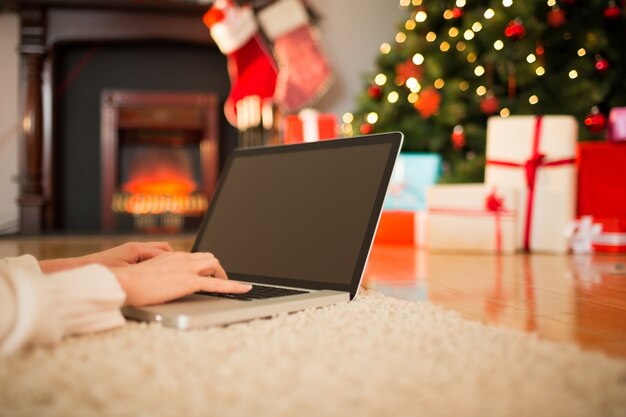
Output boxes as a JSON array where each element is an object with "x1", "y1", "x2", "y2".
[{"x1": 10, "y1": 0, "x2": 216, "y2": 233}]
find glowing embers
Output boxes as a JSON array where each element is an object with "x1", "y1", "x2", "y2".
[{"x1": 112, "y1": 192, "x2": 208, "y2": 216}]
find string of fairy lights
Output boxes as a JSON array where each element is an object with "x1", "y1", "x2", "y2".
[{"x1": 343, "y1": 0, "x2": 622, "y2": 137}]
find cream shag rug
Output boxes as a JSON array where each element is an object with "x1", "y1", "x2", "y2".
[{"x1": 1, "y1": 290, "x2": 625, "y2": 417}]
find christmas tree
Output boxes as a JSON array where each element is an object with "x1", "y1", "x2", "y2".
[{"x1": 346, "y1": 0, "x2": 626, "y2": 182}]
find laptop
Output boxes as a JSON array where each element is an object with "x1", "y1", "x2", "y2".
[{"x1": 122, "y1": 132, "x2": 403, "y2": 329}]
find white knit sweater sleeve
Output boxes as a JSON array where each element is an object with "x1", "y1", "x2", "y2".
[{"x1": 0, "y1": 255, "x2": 126, "y2": 356}]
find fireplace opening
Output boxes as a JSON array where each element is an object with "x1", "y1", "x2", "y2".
[
  {"x1": 113, "y1": 139, "x2": 208, "y2": 233},
  {"x1": 102, "y1": 90, "x2": 219, "y2": 233}
]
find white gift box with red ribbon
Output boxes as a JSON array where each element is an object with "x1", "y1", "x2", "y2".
[
  {"x1": 426, "y1": 184, "x2": 518, "y2": 254},
  {"x1": 485, "y1": 115, "x2": 578, "y2": 253}
]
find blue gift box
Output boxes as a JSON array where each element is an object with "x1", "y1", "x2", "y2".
[{"x1": 384, "y1": 153, "x2": 442, "y2": 211}]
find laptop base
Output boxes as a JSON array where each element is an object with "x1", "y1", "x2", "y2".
[{"x1": 122, "y1": 290, "x2": 349, "y2": 329}]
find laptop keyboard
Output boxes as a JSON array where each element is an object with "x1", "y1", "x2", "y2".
[{"x1": 196, "y1": 284, "x2": 309, "y2": 302}]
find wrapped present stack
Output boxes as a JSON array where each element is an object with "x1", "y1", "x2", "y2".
[{"x1": 426, "y1": 115, "x2": 578, "y2": 254}]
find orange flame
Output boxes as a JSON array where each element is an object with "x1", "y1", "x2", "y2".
[{"x1": 122, "y1": 173, "x2": 197, "y2": 195}]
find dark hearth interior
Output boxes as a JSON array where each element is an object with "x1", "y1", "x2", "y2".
[{"x1": 53, "y1": 41, "x2": 236, "y2": 232}]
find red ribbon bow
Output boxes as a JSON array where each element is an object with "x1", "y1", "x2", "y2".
[{"x1": 485, "y1": 191, "x2": 504, "y2": 213}]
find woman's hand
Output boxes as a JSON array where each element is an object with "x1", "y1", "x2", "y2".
[
  {"x1": 80, "y1": 242, "x2": 174, "y2": 267},
  {"x1": 111, "y1": 251, "x2": 252, "y2": 307},
  {"x1": 39, "y1": 242, "x2": 173, "y2": 274}
]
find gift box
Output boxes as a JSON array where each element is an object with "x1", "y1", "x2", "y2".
[
  {"x1": 577, "y1": 141, "x2": 626, "y2": 218},
  {"x1": 384, "y1": 153, "x2": 441, "y2": 211},
  {"x1": 607, "y1": 107, "x2": 626, "y2": 142},
  {"x1": 592, "y1": 217, "x2": 626, "y2": 253},
  {"x1": 283, "y1": 109, "x2": 337, "y2": 143},
  {"x1": 373, "y1": 210, "x2": 425, "y2": 246},
  {"x1": 426, "y1": 184, "x2": 518, "y2": 254},
  {"x1": 565, "y1": 216, "x2": 602, "y2": 254},
  {"x1": 485, "y1": 115, "x2": 578, "y2": 253}
]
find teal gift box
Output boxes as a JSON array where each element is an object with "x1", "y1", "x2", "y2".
[{"x1": 384, "y1": 153, "x2": 442, "y2": 211}]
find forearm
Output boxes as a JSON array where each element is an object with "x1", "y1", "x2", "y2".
[
  {"x1": 39, "y1": 242, "x2": 175, "y2": 273},
  {"x1": 1, "y1": 258, "x2": 126, "y2": 356},
  {"x1": 38, "y1": 257, "x2": 89, "y2": 274},
  {"x1": 0, "y1": 275, "x2": 16, "y2": 347}
]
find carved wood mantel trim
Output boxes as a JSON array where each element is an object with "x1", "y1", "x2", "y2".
[
  {"x1": 12, "y1": 0, "x2": 213, "y2": 233},
  {"x1": 18, "y1": 6, "x2": 47, "y2": 233}
]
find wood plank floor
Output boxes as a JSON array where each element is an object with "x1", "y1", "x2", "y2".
[
  {"x1": 1, "y1": 235, "x2": 625, "y2": 358},
  {"x1": 363, "y1": 245, "x2": 626, "y2": 358}
]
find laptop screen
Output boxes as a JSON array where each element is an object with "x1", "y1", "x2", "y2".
[{"x1": 193, "y1": 132, "x2": 402, "y2": 298}]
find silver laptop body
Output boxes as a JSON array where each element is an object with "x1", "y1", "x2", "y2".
[{"x1": 122, "y1": 132, "x2": 403, "y2": 329}]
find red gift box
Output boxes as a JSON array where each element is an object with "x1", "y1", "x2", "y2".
[
  {"x1": 592, "y1": 217, "x2": 626, "y2": 253},
  {"x1": 577, "y1": 142, "x2": 626, "y2": 218},
  {"x1": 283, "y1": 110, "x2": 337, "y2": 144},
  {"x1": 373, "y1": 210, "x2": 424, "y2": 246}
]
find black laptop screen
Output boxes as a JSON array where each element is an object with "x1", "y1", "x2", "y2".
[{"x1": 193, "y1": 133, "x2": 401, "y2": 297}]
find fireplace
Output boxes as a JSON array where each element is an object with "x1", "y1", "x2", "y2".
[
  {"x1": 102, "y1": 90, "x2": 219, "y2": 232},
  {"x1": 12, "y1": 0, "x2": 237, "y2": 233}
]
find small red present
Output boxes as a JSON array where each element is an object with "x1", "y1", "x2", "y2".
[
  {"x1": 283, "y1": 109, "x2": 337, "y2": 143},
  {"x1": 592, "y1": 217, "x2": 626, "y2": 253},
  {"x1": 373, "y1": 210, "x2": 425, "y2": 246},
  {"x1": 577, "y1": 142, "x2": 626, "y2": 218}
]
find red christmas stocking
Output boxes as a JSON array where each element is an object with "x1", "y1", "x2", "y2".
[
  {"x1": 203, "y1": 0, "x2": 278, "y2": 126},
  {"x1": 258, "y1": 0, "x2": 333, "y2": 113}
]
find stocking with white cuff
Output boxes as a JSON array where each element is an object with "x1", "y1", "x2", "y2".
[
  {"x1": 257, "y1": 0, "x2": 333, "y2": 113},
  {"x1": 203, "y1": 0, "x2": 278, "y2": 126}
]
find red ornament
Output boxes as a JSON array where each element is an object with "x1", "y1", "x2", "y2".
[
  {"x1": 360, "y1": 123, "x2": 373, "y2": 135},
  {"x1": 452, "y1": 7, "x2": 464, "y2": 18},
  {"x1": 414, "y1": 87, "x2": 441, "y2": 118},
  {"x1": 480, "y1": 93, "x2": 500, "y2": 115},
  {"x1": 451, "y1": 125, "x2": 466, "y2": 149},
  {"x1": 584, "y1": 107, "x2": 607, "y2": 133},
  {"x1": 395, "y1": 58, "x2": 423, "y2": 85},
  {"x1": 547, "y1": 7, "x2": 566, "y2": 28},
  {"x1": 595, "y1": 55, "x2": 610, "y2": 73},
  {"x1": 504, "y1": 19, "x2": 526, "y2": 40},
  {"x1": 368, "y1": 85, "x2": 382, "y2": 100},
  {"x1": 604, "y1": 2, "x2": 622, "y2": 20}
]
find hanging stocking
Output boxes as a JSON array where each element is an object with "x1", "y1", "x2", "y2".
[
  {"x1": 257, "y1": 0, "x2": 333, "y2": 113},
  {"x1": 203, "y1": 0, "x2": 278, "y2": 126}
]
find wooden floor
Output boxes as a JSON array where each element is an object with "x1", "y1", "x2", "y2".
[
  {"x1": 364, "y1": 245, "x2": 626, "y2": 359},
  {"x1": 2, "y1": 234, "x2": 625, "y2": 358}
]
